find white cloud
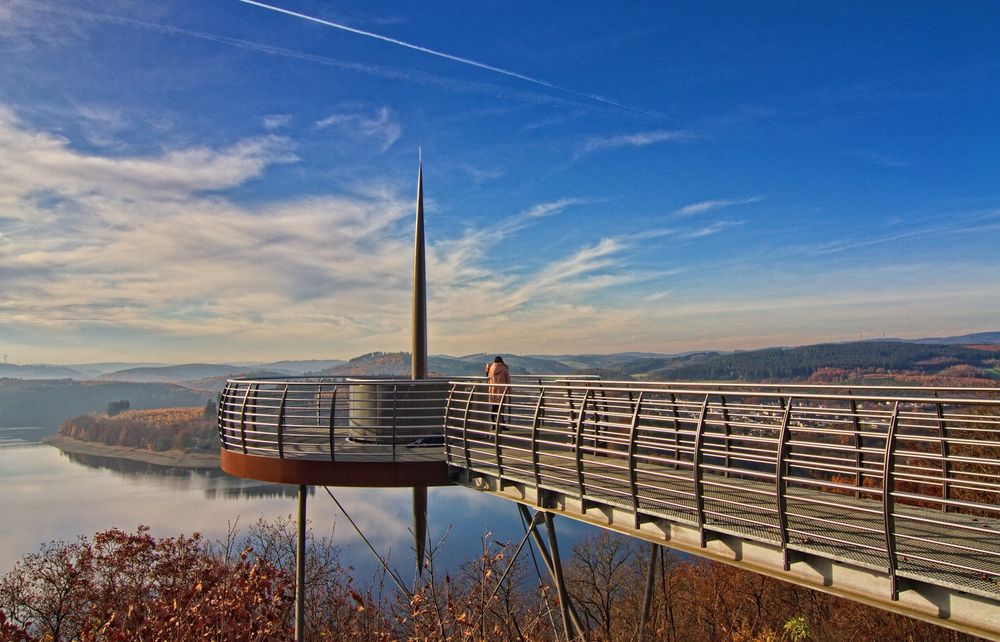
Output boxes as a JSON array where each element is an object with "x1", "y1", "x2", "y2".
[
  {"x1": 579, "y1": 129, "x2": 695, "y2": 157},
  {"x1": 263, "y1": 114, "x2": 292, "y2": 130},
  {"x1": 672, "y1": 196, "x2": 763, "y2": 218},
  {"x1": 316, "y1": 106, "x2": 401, "y2": 153}
]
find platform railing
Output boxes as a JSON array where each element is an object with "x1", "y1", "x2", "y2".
[
  {"x1": 442, "y1": 380, "x2": 1000, "y2": 601},
  {"x1": 217, "y1": 375, "x2": 596, "y2": 462}
]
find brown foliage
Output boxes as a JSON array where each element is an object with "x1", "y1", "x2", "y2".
[
  {"x1": 0, "y1": 526, "x2": 293, "y2": 641},
  {"x1": 58, "y1": 407, "x2": 216, "y2": 453},
  {"x1": 2, "y1": 525, "x2": 990, "y2": 641}
]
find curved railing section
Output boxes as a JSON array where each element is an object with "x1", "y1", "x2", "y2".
[
  {"x1": 442, "y1": 380, "x2": 1000, "y2": 605},
  {"x1": 218, "y1": 375, "x2": 598, "y2": 461}
]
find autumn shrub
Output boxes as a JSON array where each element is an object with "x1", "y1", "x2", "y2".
[{"x1": 0, "y1": 526, "x2": 293, "y2": 641}]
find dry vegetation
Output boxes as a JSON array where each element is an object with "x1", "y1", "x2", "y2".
[
  {"x1": 58, "y1": 407, "x2": 216, "y2": 453},
  {"x1": 1, "y1": 523, "x2": 986, "y2": 642}
]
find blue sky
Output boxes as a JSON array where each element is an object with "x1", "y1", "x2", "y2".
[{"x1": 1, "y1": 1, "x2": 998, "y2": 363}]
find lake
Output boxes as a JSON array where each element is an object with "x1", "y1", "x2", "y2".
[{"x1": 0, "y1": 426, "x2": 591, "y2": 583}]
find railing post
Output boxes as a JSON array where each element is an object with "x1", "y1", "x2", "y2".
[
  {"x1": 693, "y1": 396, "x2": 711, "y2": 547},
  {"x1": 934, "y1": 392, "x2": 951, "y2": 512},
  {"x1": 848, "y1": 390, "x2": 863, "y2": 498},
  {"x1": 531, "y1": 388, "x2": 546, "y2": 491},
  {"x1": 328, "y1": 385, "x2": 338, "y2": 462},
  {"x1": 628, "y1": 391, "x2": 645, "y2": 528},
  {"x1": 775, "y1": 397, "x2": 795, "y2": 569},
  {"x1": 461, "y1": 384, "x2": 474, "y2": 471},
  {"x1": 882, "y1": 401, "x2": 901, "y2": 599},
  {"x1": 218, "y1": 381, "x2": 231, "y2": 449},
  {"x1": 494, "y1": 387, "x2": 509, "y2": 480},
  {"x1": 719, "y1": 393, "x2": 732, "y2": 477},
  {"x1": 575, "y1": 389, "x2": 594, "y2": 503},
  {"x1": 669, "y1": 392, "x2": 680, "y2": 470},
  {"x1": 392, "y1": 384, "x2": 398, "y2": 461},
  {"x1": 277, "y1": 385, "x2": 289, "y2": 459},
  {"x1": 238, "y1": 383, "x2": 255, "y2": 455}
]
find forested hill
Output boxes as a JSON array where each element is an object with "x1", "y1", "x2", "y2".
[
  {"x1": 59, "y1": 407, "x2": 215, "y2": 453},
  {"x1": 641, "y1": 341, "x2": 1000, "y2": 382},
  {"x1": 0, "y1": 379, "x2": 206, "y2": 429}
]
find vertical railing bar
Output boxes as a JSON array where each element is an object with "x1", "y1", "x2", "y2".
[
  {"x1": 494, "y1": 387, "x2": 510, "y2": 480},
  {"x1": 597, "y1": 386, "x2": 609, "y2": 453},
  {"x1": 218, "y1": 381, "x2": 231, "y2": 450},
  {"x1": 628, "y1": 391, "x2": 645, "y2": 529},
  {"x1": 934, "y1": 392, "x2": 950, "y2": 512},
  {"x1": 238, "y1": 383, "x2": 254, "y2": 455},
  {"x1": 575, "y1": 389, "x2": 594, "y2": 502},
  {"x1": 719, "y1": 393, "x2": 732, "y2": 478},
  {"x1": 392, "y1": 384, "x2": 398, "y2": 462},
  {"x1": 775, "y1": 396, "x2": 795, "y2": 570},
  {"x1": 849, "y1": 390, "x2": 863, "y2": 499},
  {"x1": 531, "y1": 387, "x2": 546, "y2": 491},
  {"x1": 693, "y1": 396, "x2": 711, "y2": 546},
  {"x1": 316, "y1": 383, "x2": 323, "y2": 427},
  {"x1": 328, "y1": 385, "x2": 338, "y2": 462},
  {"x1": 883, "y1": 401, "x2": 901, "y2": 600},
  {"x1": 277, "y1": 384, "x2": 289, "y2": 459},
  {"x1": 461, "y1": 384, "x2": 474, "y2": 471},
  {"x1": 443, "y1": 383, "x2": 456, "y2": 464},
  {"x1": 669, "y1": 392, "x2": 680, "y2": 471}
]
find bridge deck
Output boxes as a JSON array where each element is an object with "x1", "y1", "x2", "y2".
[
  {"x1": 457, "y1": 429, "x2": 1000, "y2": 601},
  {"x1": 443, "y1": 381, "x2": 1000, "y2": 639}
]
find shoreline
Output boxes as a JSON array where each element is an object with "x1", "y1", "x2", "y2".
[{"x1": 44, "y1": 434, "x2": 220, "y2": 470}]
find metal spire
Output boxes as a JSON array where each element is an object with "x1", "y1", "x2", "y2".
[{"x1": 412, "y1": 151, "x2": 428, "y2": 576}]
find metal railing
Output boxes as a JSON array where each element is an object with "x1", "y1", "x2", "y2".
[
  {"x1": 442, "y1": 380, "x2": 1000, "y2": 601},
  {"x1": 218, "y1": 375, "x2": 596, "y2": 462}
]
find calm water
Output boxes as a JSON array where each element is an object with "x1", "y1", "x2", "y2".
[{"x1": 0, "y1": 427, "x2": 590, "y2": 582}]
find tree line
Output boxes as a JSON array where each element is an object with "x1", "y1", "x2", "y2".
[
  {"x1": 58, "y1": 406, "x2": 217, "y2": 453},
  {"x1": 1, "y1": 521, "x2": 985, "y2": 641},
  {"x1": 644, "y1": 342, "x2": 999, "y2": 382}
]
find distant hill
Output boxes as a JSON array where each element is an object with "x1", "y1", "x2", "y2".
[
  {"x1": 906, "y1": 331, "x2": 1000, "y2": 346},
  {"x1": 98, "y1": 363, "x2": 249, "y2": 383},
  {"x1": 0, "y1": 364, "x2": 85, "y2": 379},
  {"x1": 67, "y1": 362, "x2": 168, "y2": 378},
  {"x1": 246, "y1": 359, "x2": 346, "y2": 375},
  {"x1": 318, "y1": 352, "x2": 577, "y2": 377},
  {"x1": 0, "y1": 379, "x2": 207, "y2": 429},
  {"x1": 640, "y1": 341, "x2": 1000, "y2": 382},
  {"x1": 452, "y1": 353, "x2": 574, "y2": 375}
]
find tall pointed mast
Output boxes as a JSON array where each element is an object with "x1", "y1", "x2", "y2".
[
  {"x1": 412, "y1": 151, "x2": 428, "y2": 575},
  {"x1": 412, "y1": 151, "x2": 427, "y2": 380}
]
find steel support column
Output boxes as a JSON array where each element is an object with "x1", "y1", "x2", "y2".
[
  {"x1": 295, "y1": 484, "x2": 307, "y2": 642},
  {"x1": 638, "y1": 542, "x2": 659, "y2": 641}
]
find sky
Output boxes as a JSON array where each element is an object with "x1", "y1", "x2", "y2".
[{"x1": 1, "y1": 1, "x2": 998, "y2": 364}]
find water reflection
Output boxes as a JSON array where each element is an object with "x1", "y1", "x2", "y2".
[
  {"x1": 56, "y1": 450, "x2": 306, "y2": 500},
  {"x1": 0, "y1": 426, "x2": 51, "y2": 448},
  {"x1": 0, "y1": 429, "x2": 593, "y2": 583}
]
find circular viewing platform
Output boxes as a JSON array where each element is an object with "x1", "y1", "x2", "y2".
[
  {"x1": 217, "y1": 375, "x2": 596, "y2": 487},
  {"x1": 218, "y1": 376, "x2": 453, "y2": 487}
]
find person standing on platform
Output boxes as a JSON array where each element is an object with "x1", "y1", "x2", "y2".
[{"x1": 485, "y1": 356, "x2": 511, "y2": 423}]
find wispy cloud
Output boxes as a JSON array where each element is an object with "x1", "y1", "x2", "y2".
[
  {"x1": 578, "y1": 129, "x2": 695, "y2": 157},
  {"x1": 672, "y1": 196, "x2": 763, "y2": 218},
  {"x1": 681, "y1": 220, "x2": 745, "y2": 239},
  {"x1": 316, "y1": 106, "x2": 401, "y2": 153},
  {"x1": 263, "y1": 114, "x2": 292, "y2": 130},
  {"x1": 853, "y1": 149, "x2": 909, "y2": 168}
]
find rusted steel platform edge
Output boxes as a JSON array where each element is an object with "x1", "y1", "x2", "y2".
[
  {"x1": 452, "y1": 469, "x2": 1000, "y2": 642},
  {"x1": 221, "y1": 449, "x2": 451, "y2": 487}
]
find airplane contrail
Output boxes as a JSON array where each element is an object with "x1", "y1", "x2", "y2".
[{"x1": 239, "y1": 0, "x2": 666, "y2": 119}]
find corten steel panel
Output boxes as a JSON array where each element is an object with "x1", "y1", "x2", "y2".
[{"x1": 220, "y1": 449, "x2": 452, "y2": 487}]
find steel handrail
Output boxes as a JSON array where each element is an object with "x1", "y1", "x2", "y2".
[{"x1": 442, "y1": 380, "x2": 1000, "y2": 604}]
